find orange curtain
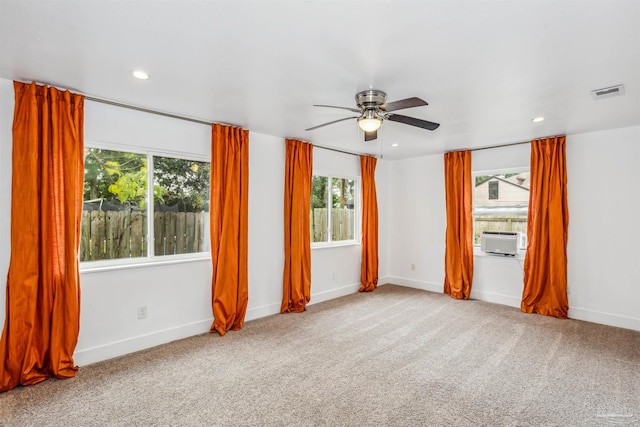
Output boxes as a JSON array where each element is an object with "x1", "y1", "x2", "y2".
[
  {"x1": 360, "y1": 156, "x2": 378, "y2": 292},
  {"x1": 443, "y1": 150, "x2": 474, "y2": 300},
  {"x1": 209, "y1": 124, "x2": 249, "y2": 336},
  {"x1": 522, "y1": 136, "x2": 569, "y2": 318},
  {"x1": 281, "y1": 139, "x2": 313, "y2": 313},
  {"x1": 0, "y1": 82, "x2": 84, "y2": 392}
]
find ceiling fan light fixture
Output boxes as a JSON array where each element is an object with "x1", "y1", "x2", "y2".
[{"x1": 358, "y1": 110, "x2": 382, "y2": 132}]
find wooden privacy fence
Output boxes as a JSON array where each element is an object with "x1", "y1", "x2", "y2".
[
  {"x1": 80, "y1": 210, "x2": 209, "y2": 261},
  {"x1": 311, "y1": 208, "x2": 355, "y2": 242}
]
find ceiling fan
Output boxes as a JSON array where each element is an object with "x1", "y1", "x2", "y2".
[{"x1": 306, "y1": 89, "x2": 440, "y2": 141}]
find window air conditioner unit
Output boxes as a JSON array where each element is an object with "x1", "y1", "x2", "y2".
[{"x1": 481, "y1": 231, "x2": 519, "y2": 256}]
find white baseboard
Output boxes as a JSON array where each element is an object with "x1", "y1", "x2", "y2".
[
  {"x1": 309, "y1": 282, "x2": 361, "y2": 305},
  {"x1": 380, "y1": 277, "x2": 522, "y2": 308},
  {"x1": 377, "y1": 276, "x2": 393, "y2": 287},
  {"x1": 75, "y1": 277, "x2": 638, "y2": 367},
  {"x1": 383, "y1": 276, "x2": 442, "y2": 293},
  {"x1": 469, "y1": 290, "x2": 521, "y2": 308},
  {"x1": 74, "y1": 319, "x2": 212, "y2": 367},
  {"x1": 568, "y1": 306, "x2": 639, "y2": 331},
  {"x1": 246, "y1": 282, "x2": 362, "y2": 319},
  {"x1": 244, "y1": 302, "x2": 281, "y2": 321},
  {"x1": 384, "y1": 276, "x2": 639, "y2": 332},
  {"x1": 74, "y1": 282, "x2": 363, "y2": 366}
]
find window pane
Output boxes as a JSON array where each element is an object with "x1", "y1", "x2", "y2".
[
  {"x1": 488, "y1": 181, "x2": 499, "y2": 199},
  {"x1": 81, "y1": 148, "x2": 148, "y2": 261},
  {"x1": 331, "y1": 177, "x2": 355, "y2": 242},
  {"x1": 153, "y1": 156, "x2": 210, "y2": 255},
  {"x1": 311, "y1": 176, "x2": 328, "y2": 243},
  {"x1": 473, "y1": 173, "x2": 529, "y2": 245}
]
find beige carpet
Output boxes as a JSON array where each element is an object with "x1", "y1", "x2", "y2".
[{"x1": 1, "y1": 284, "x2": 639, "y2": 426}]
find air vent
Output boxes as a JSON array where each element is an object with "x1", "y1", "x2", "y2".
[{"x1": 591, "y1": 84, "x2": 625, "y2": 100}]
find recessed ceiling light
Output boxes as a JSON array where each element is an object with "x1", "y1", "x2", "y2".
[
  {"x1": 532, "y1": 116, "x2": 544, "y2": 123},
  {"x1": 391, "y1": 143, "x2": 399, "y2": 147},
  {"x1": 131, "y1": 70, "x2": 149, "y2": 80}
]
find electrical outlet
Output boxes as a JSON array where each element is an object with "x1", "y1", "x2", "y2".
[
  {"x1": 137, "y1": 305, "x2": 148, "y2": 319},
  {"x1": 411, "y1": 263, "x2": 416, "y2": 271},
  {"x1": 331, "y1": 273, "x2": 336, "y2": 280}
]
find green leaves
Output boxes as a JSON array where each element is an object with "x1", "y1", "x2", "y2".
[
  {"x1": 84, "y1": 148, "x2": 210, "y2": 212},
  {"x1": 107, "y1": 165, "x2": 148, "y2": 208}
]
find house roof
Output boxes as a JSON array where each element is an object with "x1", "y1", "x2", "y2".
[
  {"x1": 476, "y1": 175, "x2": 530, "y2": 191},
  {"x1": 1, "y1": 1, "x2": 638, "y2": 160}
]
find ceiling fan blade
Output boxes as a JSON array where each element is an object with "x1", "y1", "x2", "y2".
[
  {"x1": 306, "y1": 116, "x2": 359, "y2": 131},
  {"x1": 364, "y1": 130, "x2": 377, "y2": 141},
  {"x1": 386, "y1": 114, "x2": 440, "y2": 130},
  {"x1": 313, "y1": 104, "x2": 361, "y2": 113},
  {"x1": 380, "y1": 97, "x2": 428, "y2": 112}
]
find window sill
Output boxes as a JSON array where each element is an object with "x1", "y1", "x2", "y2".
[
  {"x1": 80, "y1": 253, "x2": 211, "y2": 274},
  {"x1": 311, "y1": 241, "x2": 360, "y2": 250},
  {"x1": 473, "y1": 247, "x2": 525, "y2": 260}
]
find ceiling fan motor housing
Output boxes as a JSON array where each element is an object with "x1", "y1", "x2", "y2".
[{"x1": 356, "y1": 89, "x2": 387, "y2": 109}]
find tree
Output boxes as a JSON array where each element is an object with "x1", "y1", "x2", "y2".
[
  {"x1": 332, "y1": 177, "x2": 354, "y2": 208},
  {"x1": 153, "y1": 157, "x2": 210, "y2": 212},
  {"x1": 83, "y1": 148, "x2": 210, "y2": 212},
  {"x1": 84, "y1": 149, "x2": 149, "y2": 208},
  {"x1": 311, "y1": 176, "x2": 328, "y2": 209}
]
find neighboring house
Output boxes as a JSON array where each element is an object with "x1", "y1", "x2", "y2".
[
  {"x1": 474, "y1": 173, "x2": 530, "y2": 243},
  {"x1": 475, "y1": 174, "x2": 529, "y2": 206}
]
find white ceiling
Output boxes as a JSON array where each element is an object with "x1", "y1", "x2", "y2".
[{"x1": 1, "y1": 0, "x2": 638, "y2": 160}]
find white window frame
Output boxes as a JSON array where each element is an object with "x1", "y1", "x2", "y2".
[
  {"x1": 80, "y1": 140, "x2": 211, "y2": 272},
  {"x1": 472, "y1": 167, "x2": 529, "y2": 251},
  {"x1": 311, "y1": 172, "x2": 360, "y2": 249}
]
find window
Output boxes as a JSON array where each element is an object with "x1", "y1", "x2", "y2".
[
  {"x1": 488, "y1": 181, "x2": 499, "y2": 200},
  {"x1": 473, "y1": 171, "x2": 529, "y2": 246},
  {"x1": 81, "y1": 147, "x2": 210, "y2": 262},
  {"x1": 311, "y1": 175, "x2": 357, "y2": 245},
  {"x1": 152, "y1": 156, "x2": 210, "y2": 256}
]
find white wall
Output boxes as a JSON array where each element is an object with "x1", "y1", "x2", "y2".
[
  {"x1": 245, "y1": 132, "x2": 285, "y2": 318},
  {"x1": 377, "y1": 159, "x2": 390, "y2": 281},
  {"x1": 386, "y1": 127, "x2": 640, "y2": 331},
  {"x1": 0, "y1": 78, "x2": 380, "y2": 365},
  {"x1": 0, "y1": 79, "x2": 12, "y2": 326},
  {"x1": 566, "y1": 126, "x2": 640, "y2": 329},
  {"x1": 387, "y1": 154, "x2": 446, "y2": 291}
]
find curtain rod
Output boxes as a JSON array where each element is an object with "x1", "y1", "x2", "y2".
[
  {"x1": 26, "y1": 80, "x2": 549, "y2": 158},
  {"x1": 313, "y1": 144, "x2": 373, "y2": 158},
  {"x1": 84, "y1": 95, "x2": 222, "y2": 126},
  {"x1": 469, "y1": 140, "x2": 530, "y2": 152},
  {"x1": 88, "y1": 94, "x2": 376, "y2": 158},
  {"x1": 17, "y1": 80, "x2": 225, "y2": 126},
  {"x1": 466, "y1": 134, "x2": 564, "y2": 152},
  {"x1": 85, "y1": 95, "x2": 529, "y2": 158},
  {"x1": 26, "y1": 81, "x2": 371, "y2": 158},
  {"x1": 86, "y1": 94, "x2": 377, "y2": 158}
]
